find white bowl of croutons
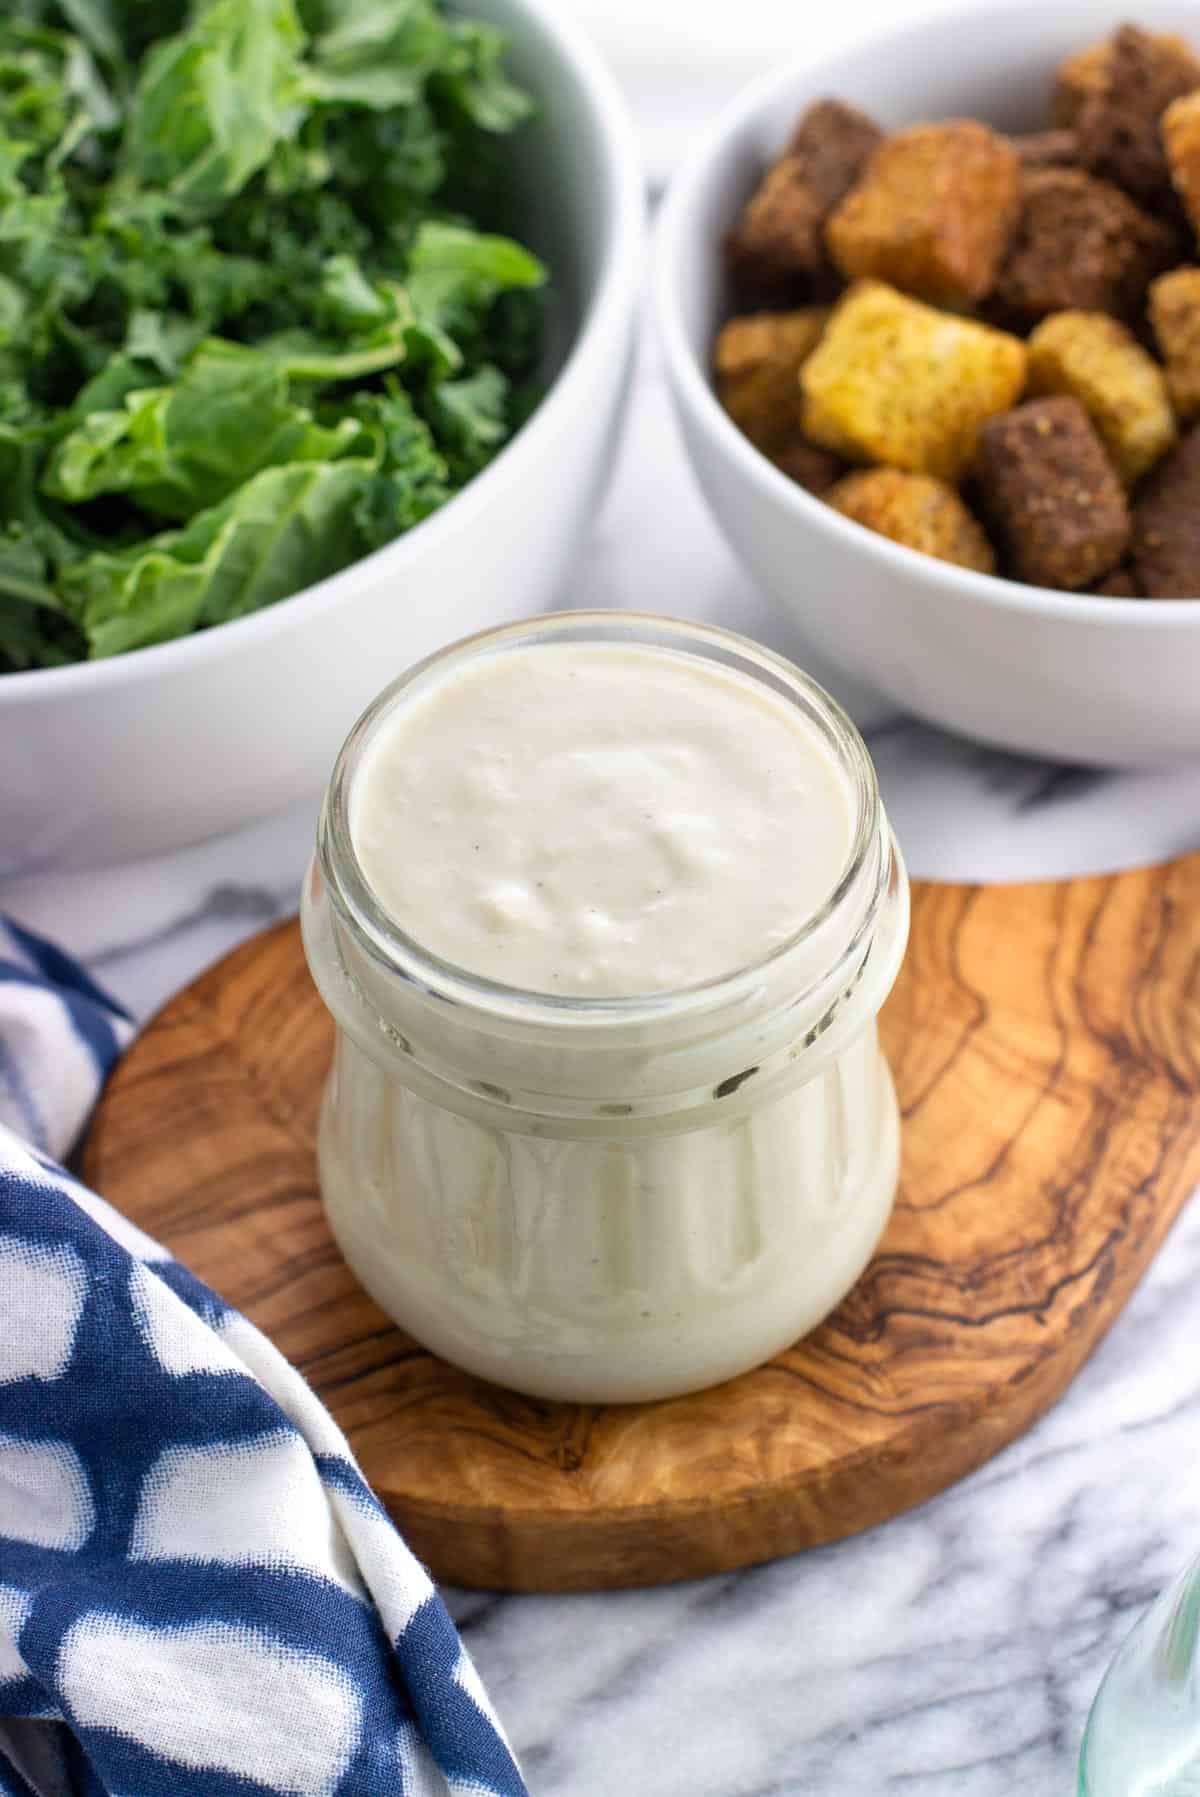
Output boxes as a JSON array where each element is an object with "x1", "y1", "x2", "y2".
[{"x1": 655, "y1": 1, "x2": 1200, "y2": 765}]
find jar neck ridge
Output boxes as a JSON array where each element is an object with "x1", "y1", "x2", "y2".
[{"x1": 304, "y1": 614, "x2": 910, "y2": 1129}]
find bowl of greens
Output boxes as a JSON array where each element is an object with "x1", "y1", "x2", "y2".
[{"x1": 0, "y1": 0, "x2": 643, "y2": 871}]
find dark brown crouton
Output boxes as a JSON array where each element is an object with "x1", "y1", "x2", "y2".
[
  {"x1": 1011, "y1": 129, "x2": 1081, "y2": 169},
  {"x1": 785, "y1": 100, "x2": 885, "y2": 208},
  {"x1": 973, "y1": 397, "x2": 1131, "y2": 590},
  {"x1": 1092, "y1": 567, "x2": 1142, "y2": 597},
  {"x1": 774, "y1": 438, "x2": 846, "y2": 495},
  {"x1": 1073, "y1": 25, "x2": 1200, "y2": 206},
  {"x1": 1132, "y1": 425, "x2": 1200, "y2": 597},
  {"x1": 992, "y1": 168, "x2": 1179, "y2": 325},
  {"x1": 726, "y1": 99, "x2": 882, "y2": 290}
]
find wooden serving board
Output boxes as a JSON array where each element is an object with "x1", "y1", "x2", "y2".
[{"x1": 83, "y1": 857, "x2": 1200, "y2": 1592}]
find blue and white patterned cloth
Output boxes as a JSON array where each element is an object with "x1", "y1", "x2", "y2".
[
  {"x1": 0, "y1": 917, "x2": 528, "y2": 1797},
  {"x1": 0, "y1": 921, "x2": 134, "y2": 1162}
]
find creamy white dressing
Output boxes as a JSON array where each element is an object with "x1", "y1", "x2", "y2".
[
  {"x1": 305, "y1": 620, "x2": 909, "y2": 1404},
  {"x1": 350, "y1": 643, "x2": 855, "y2": 997}
]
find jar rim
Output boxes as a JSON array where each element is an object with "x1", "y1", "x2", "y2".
[{"x1": 317, "y1": 610, "x2": 882, "y2": 1027}]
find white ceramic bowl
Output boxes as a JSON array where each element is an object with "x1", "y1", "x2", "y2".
[
  {"x1": 656, "y1": 0, "x2": 1200, "y2": 767},
  {"x1": 0, "y1": 0, "x2": 643, "y2": 875}
]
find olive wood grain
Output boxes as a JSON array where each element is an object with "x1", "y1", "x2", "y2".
[{"x1": 82, "y1": 857, "x2": 1200, "y2": 1591}]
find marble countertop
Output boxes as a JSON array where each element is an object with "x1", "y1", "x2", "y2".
[{"x1": 6, "y1": 10, "x2": 1200, "y2": 1786}]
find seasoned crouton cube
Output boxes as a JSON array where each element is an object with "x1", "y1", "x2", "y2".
[
  {"x1": 727, "y1": 160, "x2": 827, "y2": 289},
  {"x1": 974, "y1": 397, "x2": 1131, "y2": 590},
  {"x1": 1149, "y1": 266, "x2": 1200, "y2": 419},
  {"x1": 825, "y1": 121, "x2": 1021, "y2": 307},
  {"x1": 1163, "y1": 90, "x2": 1200, "y2": 237},
  {"x1": 1054, "y1": 31, "x2": 1200, "y2": 138},
  {"x1": 713, "y1": 311, "x2": 830, "y2": 384},
  {"x1": 1027, "y1": 311, "x2": 1176, "y2": 485},
  {"x1": 773, "y1": 438, "x2": 845, "y2": 495},
  {"x1": 993, "y1": 169, "x2": 1178, "y2": 326},
  {"x1": 826, "y1": 469, "x2": 996, "y2": 572},
  {"x1": 1053, "y1": 41, "x2": 1118, "y2": 127},
  {"x1": 1011, "y1": 129, "x2": 1080, "y2": 169},
  {"x1": 1072, "y1": 26, "x2": 1200, "y2": 205},
  {"x1": 786, "y1": 100, "x2": 884, "y2": 208},
  {"x1": 1132, "y1": 424, "x2": 1200, "y2": 597},
  {"x1": 1092, "y1": 566, "x2": 1141, "y2": 597},
  {"x1": 800, "y1": 281, "x2": 1027, "y2": 480},
  {"x1": 727, "y1": 100, "x2": 882, "y2": 289},
  {"x1": 713, "y1": 309, "x2": 829, "y2": 455},
  {"x1": 714, "y1": 310, "x2": 841, "y2": 490}
]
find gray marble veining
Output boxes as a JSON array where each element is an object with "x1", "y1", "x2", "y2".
[
  {"x1": 449, "y1": 1183, "x2": 1200, "y2": 1796},
  {"x1": 4, "y1": 211, "x2": 1200, "y2": 1797}
]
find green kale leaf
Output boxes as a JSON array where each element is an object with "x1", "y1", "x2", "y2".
[{"x1": 0, "y1": 0, "x2": 545, "y2": 672}]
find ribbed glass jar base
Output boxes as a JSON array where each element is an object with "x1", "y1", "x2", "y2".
[{"x1": 318, "y1": 1017, "x2": 900, "y2": 1403}]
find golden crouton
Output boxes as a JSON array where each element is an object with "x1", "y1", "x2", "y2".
[
  {"x1": 824, "y1": 121, "x2": 1022, "y2": 307},
  {"x1": 1150, "y1": 267, "x2": 1200, "y2": 420},
  {"x1": 800, "y1": 281, "x2": 1028, "y2": 480},
  {"x1": 1052, "y1": 42, "x2": 1115, "y2": 127},
  {"x1": 826, "y1": 469, "x2": 996, "y2": 572},
  {"x1": 713, "y1": 311, "x2": 829, "y2": 383},
  {"x1": 713, "y1": 309, "x2": 830, "y2": 457},
  {"x1": 1027, "y1": 311, "x2": 1176, "y2": 485},
  {"x1": 1163, "y1": 90, "x2": 1200, "y2": 237}
]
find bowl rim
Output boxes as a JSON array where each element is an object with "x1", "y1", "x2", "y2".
[
  {"x1": 2, "y1": 0, "x2": 645, "y2": 704},
  {"x1": 653, "y1": 0, "x2": 1200, "y2": 629}
]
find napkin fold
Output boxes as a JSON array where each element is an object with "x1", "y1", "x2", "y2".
[
  {"x1": 0, "y1": 920, "x2": 528, "y2": 1797},
  {"x1": 0, "y1": 920, "x2": 133, "y2": 1164}
]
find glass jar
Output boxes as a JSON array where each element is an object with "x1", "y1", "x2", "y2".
[
  {"x1": 301, "y1": 614, "x2": 910, "y2": 1404},
  {"x1": 1079, "y1": 1553, "x2": 1200, "y2": 1795}
]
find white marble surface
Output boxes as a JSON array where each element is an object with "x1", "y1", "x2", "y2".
[{"x1": 6, "y1": 7, "x2": 1200, "y2": 1787}]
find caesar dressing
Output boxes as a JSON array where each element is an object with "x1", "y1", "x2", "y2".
[
  {"x1": 349, "y1": 642, "x2": 855, "y2": 997},
  {"x1": 303, "y1": 615, "x2": 909, "y2": 1403}
]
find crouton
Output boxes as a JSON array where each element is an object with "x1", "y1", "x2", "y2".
[
  {"x1": 826, "y1": 468, "x2": 996, "y2": 571},
  {"x1": 786, "y1": 100, "x2": 885, "y2": 207},
  {"x1": 713, "y1": 310, "x2": 830, "y2": 384},
  {"x1": 973, "y1": 397, "x2": 1131, "y2": 589},
  {"x1": 1149, "y1": 266, "x2": 1200, "y2": 419},
  {"x1": 1053, "y1": 41, "x2": 1118, "y2": 127},
  {"x1": 825, "y1": 120, "x2": 1021, "y2": 307},
  {"x1": 773, "y1": 438, "x2": 845, "y2": 495},
  {"x1": 1073, "y1": 25, "x2": 1200, "y2": 205},
  {"x1": 1011, "y1": 129, "x2": 1080, "y2": 169},
  {"x1": 800, "y1": 281, "x2": 1027, "y2": 480},
  {"x1": 1027, "y1": 311, "x2": 1176, "y2": 484},
  {"x1": 1132, "y1": 423, "x2": 1200, "y2": 596},
  {"x1": 1163, "y1": 90, "x2": 1200, "y2": 237},
  {"x1": 1091, "y1": 566, "x2": 1141, "y2": 597},
  {"x1": 727, "y1": 100, "x2": 882, "y2": 289},
  {"x1": 713, "y1": 309, "x2": 830, "y2": 456},
  {"x1": 993, "y1": 168, "x2": 1178, "y2": 325},
  {"x1": 713, "y1": 310, "x2": 841, "y2": 489}
]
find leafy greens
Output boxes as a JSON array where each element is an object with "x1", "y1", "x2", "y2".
[{"x1": 0, "y1": 0, "x2": 545, "y2": 670}]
